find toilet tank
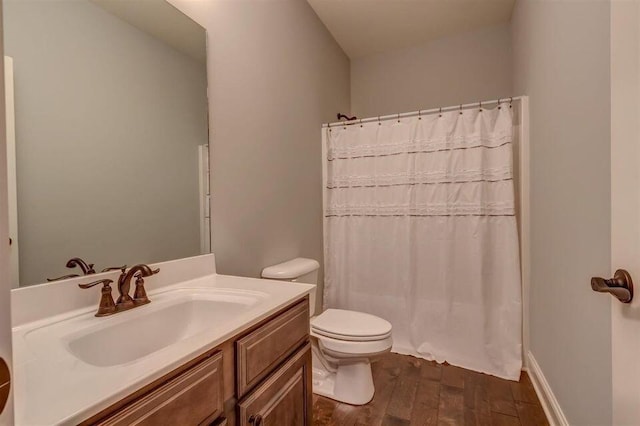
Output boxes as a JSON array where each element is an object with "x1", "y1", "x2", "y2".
[{"x1": 261, "y1": 258, "x2": 319, "y2": 315}]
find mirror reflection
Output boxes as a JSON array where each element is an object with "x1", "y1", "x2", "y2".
[{"x1": 3, "y1": 0, "x2": 209, "y2": 287}]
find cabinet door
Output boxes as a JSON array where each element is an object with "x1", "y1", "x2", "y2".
[
  {"x1": 236, "y1": 299, "x2": 309, "y2": 397},
  {"x1": 96, "y1": 351, "x2": 224, "y2": 426},
  {"x1": 238, "y1": 342, "x2": 311, "y2": 426}
]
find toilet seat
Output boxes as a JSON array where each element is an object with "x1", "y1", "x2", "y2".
[
  {"x1": 311, "y1": 309, "x2": 393, "y2": 342},
  {"x1": 311, "y1": 330, "x2": 393, "y2": 358},
  {"x1": 311, "y1": 327, "x2": 392, "y2": 342}
]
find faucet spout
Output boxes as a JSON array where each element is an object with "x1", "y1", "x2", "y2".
[
  {"x1": 131, "y1": 264, "x2": 160, "y2": 278},
  {"x1": 117, "y1": 264, "x2": 160, "y2": 308},
  {"x1": 66, "y1": 257, "x2": 96, "y2": 275}
]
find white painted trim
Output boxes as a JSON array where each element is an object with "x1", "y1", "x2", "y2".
[
  {"x1": 321, "y1": 128, "x2": 328, "y2": 310},
  {"x1": 198, "y1": 144, "x2": 211, "y2": 254},
  {"x1": 518, "y1": 96, "x2": 531, "y2": 368},
  {"x1": 5, "y1": 56, "x2": 19, "y2": 289},
  {"x1": 526, "y1": 351, "x2": 569, "y2": 426}
]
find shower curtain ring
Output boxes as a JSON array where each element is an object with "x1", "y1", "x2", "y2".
[
  {"x1": 479, "y1": 101, "x2": 482, "y2": 112},
  {"x1": 418, "y1": 110, "x2": 422, "y2": 120},
  {"x1": 359, "y1": 118, "x2": 363, "y2": 127},
  {"x1": 439, "y1": 107, "x2": 442, "y2": 117},
  {"x1": 397, "y1": 113, "x2": 400, "y2": 123},
  {"x1": 378, "y1": 116, "x2": 381, "y2": 126},
  {"x1": 459, "y1": 104, "x2": 463, "y2": 115},
  {"x1": 509, "y1": 97, "x2": 513, "y2": 108}
]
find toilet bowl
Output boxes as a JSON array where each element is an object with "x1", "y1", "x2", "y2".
[
  {"x1": 310, "y1": 308, "x2": 392, "y2": 404},
  {"x1": 261, "y1": 258, "x2": 393, "y2": 405}
]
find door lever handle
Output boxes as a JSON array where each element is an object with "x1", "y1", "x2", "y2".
[{"x1": 591, "y1": 269, "x2": 633, "y2": 303}]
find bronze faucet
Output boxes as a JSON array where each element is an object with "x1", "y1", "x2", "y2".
[
  {"x1": 79, "y1": 264, "x2": 160, "y2": 317},
  {"x1": 46, "y1": 257, "x2": 125, "y2": 282},
  {"x1": 47, "y1": 257, "x2": 96, "y2": 282}
]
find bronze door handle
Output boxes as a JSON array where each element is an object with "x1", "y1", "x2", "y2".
[{"x1": 591, "y1": 269, "x2": 633, "y2": 303}]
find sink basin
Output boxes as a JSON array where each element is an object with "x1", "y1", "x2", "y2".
[{"x1": 64, "y1": 290, "x2": 264, "y2": 367}]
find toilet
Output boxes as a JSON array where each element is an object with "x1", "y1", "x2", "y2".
[{"x1": 261, "y1": 258, "x2": 393, "y2": 405}]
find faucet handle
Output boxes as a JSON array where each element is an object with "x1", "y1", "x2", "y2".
[
  {"x1": 133, "y1": 275, "x2": 151, "y2": 306},
  {"x1": 101, "y1": 265, "x2": 127, "y2": 273},
  {"x1": 78, "y1": 279, "x2": 116, "y2": 317},
  {"x1": 79, "y1": 278, "x2": 113, "y2": 289},
  {"x1": 46, "y1": 274, "x2": 80, "y2": 282}
]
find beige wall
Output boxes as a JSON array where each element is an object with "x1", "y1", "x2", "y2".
[
  {"x1": 511, "y1": 1, "x2": 612, "y2": 424},
  {"x1": 169, "y1": 0, "x2": 350, "y2": 307},
  {"x1": 351, "y1": 23, "x2": 513, "y2": 118}
]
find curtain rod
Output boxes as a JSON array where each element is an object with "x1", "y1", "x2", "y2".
[{"x1": 323, "y1": 96, "x2": 524, "y2": 128}]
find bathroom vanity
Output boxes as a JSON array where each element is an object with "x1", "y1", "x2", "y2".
[
  {"x1": 82, "y1": 297, "x2": 311, "y2": 426},
  {"x1": 11, "y1": 255, "x2": 315, "y2": 425}
]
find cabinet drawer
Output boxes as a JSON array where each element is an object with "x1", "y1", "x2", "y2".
[
  {"x1": 238, "y1": 343, "x2": 312, "y2": 426},
  {"x1": 96, "y1": 351, "x2": 224, "y2": 426},
  {"x1": 236, "y1": 299, "x2": 309, "y2": 397}
]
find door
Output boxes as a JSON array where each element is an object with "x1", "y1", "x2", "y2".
[
  {"x1": 611, "y1": 3, "x2": 640, "y2": 424},
  {"x1": 0, "y1": 3, "x2": 15, "y2": 423}
]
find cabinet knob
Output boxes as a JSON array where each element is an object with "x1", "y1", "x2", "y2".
[
  {"x1": 591, "y1": 269, "x2": 634, "y2": 303},
  {"x1": 248, "y1": 414, "x2": 264, "y2": 426}
]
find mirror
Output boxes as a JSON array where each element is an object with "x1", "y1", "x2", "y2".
[{"x1": 3, "y1": 0, "x2": 209, "y2": 287}]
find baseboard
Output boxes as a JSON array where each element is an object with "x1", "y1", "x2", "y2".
[{"x1": 525, "y1": 351, "x2": 569, "y2": 426}]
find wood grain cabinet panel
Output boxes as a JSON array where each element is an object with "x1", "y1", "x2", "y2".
[
  {"x1": 95, "y1": 351, "x2": 224, "y2": 426},
  {"x1": 238, "y1": 343, "x2": 312, "y2": 426},
  {"x1": 236, "y1": 299, "x2": 309, "y2": 397}
]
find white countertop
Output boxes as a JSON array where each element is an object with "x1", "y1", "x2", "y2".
[{"x1": 12, "y1": 273, "x2": 313, "y2": 425}]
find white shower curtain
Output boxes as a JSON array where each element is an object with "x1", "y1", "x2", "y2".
[{"x1": 323, "y1": 105, "x2": 522, "y2": 380}]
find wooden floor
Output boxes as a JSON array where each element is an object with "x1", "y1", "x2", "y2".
[{"x1": 312, "y1": 353, "x2": 548, "y2": 426}]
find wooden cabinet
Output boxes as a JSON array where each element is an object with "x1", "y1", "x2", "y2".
[
  {"x1": 81, "y1": 296, "x2": 311, "y2": 426},
  {"x1": 236, "y1": 299, "x2": 309, "y2": 397},
  {"x1": 95, "y1": 351, "x2": 223, "y2": 426},
  {"x1": 237, "y1": 343, "x2": 312, "y2": 426}
]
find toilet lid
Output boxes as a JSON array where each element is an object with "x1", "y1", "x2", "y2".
[{"x1": 311, "y1": 309, "x2": 392, "y2": 341}]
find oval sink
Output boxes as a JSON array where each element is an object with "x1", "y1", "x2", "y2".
[{"x1": 63, "y1": 290, "x2": 264, "y2": 367}]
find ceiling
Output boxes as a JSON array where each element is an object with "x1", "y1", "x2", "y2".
[
  {"x1": 91, "y1": 0, "x2": 206, "y2": 64},
  {"x1": 307, "y1": 0, "x2": 516, "y2": 59}
]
